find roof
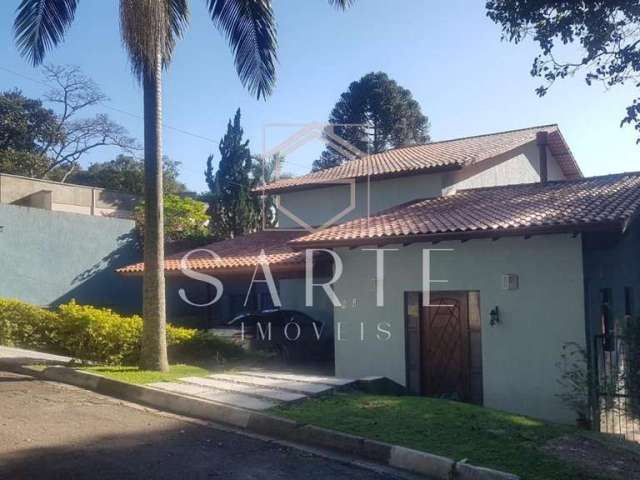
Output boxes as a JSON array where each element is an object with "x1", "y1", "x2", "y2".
[
  {"x1": 259, "y1": 124, "x2": 582, "y2": 194},
  {"x1": 289, "y1": 172, "x2": 640, "y2": 248},
  {"x1": 117, "y1": 230, "x2": 307, "y2": 276}
]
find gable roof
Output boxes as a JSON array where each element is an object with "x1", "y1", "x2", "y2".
[
  {"x1": 259, "y1": 124, "x2": 582, "y2": 194},
  {"x1": 289, "y1": 172, "x2": 640, "y2": 248},
  {"x1": 117, "y1": 230, "x2": 306, "y2": 276}
]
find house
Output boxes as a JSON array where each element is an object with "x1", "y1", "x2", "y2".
[
  {"x1": 118, "y1": 124, "x2": 640, "y2": 423},
  {"x1": 0, "y1": 173, "x2": 138, "y2": 218}
]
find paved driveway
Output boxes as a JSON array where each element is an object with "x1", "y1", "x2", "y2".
[{"x1": 0, "y1": 371, "x2": 411, "y2": 480}]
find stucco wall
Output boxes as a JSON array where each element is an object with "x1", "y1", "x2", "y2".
[
  {"x1": 442, "y1": 141, "x2": 565, "y2": 192},
  {"x1": 0, "y1": 204, "x2": 141, "y2": 311},
  {"x1": 277, "y1": 173, "x2": 444, "y2": 229},
  {"x1": 331, "y1": 234, "x2": 585, "y2": 423}
]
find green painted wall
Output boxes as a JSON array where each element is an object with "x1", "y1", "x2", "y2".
[
  {"x1": 277, "y1": 172, "x2": 444, "y2": 229},
  {"x1": 332, "y1": 234, "x2": 585, "y2": 423},
  {"x1": 0, "y1": 204, "x2": 141, "y2": 311}
]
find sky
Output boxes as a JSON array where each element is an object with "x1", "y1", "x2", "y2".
[{"x1": 1, "y1": 0, "x2": 639, "y2": 193}]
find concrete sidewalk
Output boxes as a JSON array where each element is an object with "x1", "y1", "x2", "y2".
[{"x1": 0, "y1": 345, "x2": 72, "y2": 365}]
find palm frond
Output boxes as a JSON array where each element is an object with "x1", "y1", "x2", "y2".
[
  {"x1": 14, "y1": 0, "x2": 79, "y2": 65},
  {"x1": 207, "y1": 0, "x2": 277, "y2": 100},
  {"x1": 119, "y1": 0, "x2": 189, "y2": 81},
  {"x1": 328, "y1": 0, "x2": 355, "y2": 9}
]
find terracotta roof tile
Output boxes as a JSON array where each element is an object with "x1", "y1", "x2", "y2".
[
  {"x1": 259, "y1": 124, "x2": 581, "y2": 193},
  {"x1": 289, "y1": 172, "x2": 640, "y2": 247},
  {"x1": 118, "y1": 230, "x2": 306, "y2": 275}
]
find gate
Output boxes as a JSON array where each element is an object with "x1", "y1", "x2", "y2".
[{"x1": 593, "y1": 334, "x2": 640, "y2": 441}]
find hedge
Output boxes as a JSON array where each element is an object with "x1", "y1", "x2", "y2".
[{"x1": 0, "y1": 298, "x2": 242, "y2": 365}]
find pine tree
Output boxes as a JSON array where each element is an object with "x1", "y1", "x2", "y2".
[
  {"x1": 313, "y1": 72, "x2": 430, "y2": 171},
  {"x1": 205, "y1": 109, "x2": 261, "y2": 239}
]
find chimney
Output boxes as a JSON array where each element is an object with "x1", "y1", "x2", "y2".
[{"x1": 536, "y1": 131, "x2": 548, "y2": 183}]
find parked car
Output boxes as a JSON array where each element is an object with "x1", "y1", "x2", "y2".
[{"x1": 228, "y1": 309, "x2": 333, "y2": 362}]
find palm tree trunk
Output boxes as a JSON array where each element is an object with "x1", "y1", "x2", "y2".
[{"x1": 140, "y1": 49, "x2": 169, "y2": 372}]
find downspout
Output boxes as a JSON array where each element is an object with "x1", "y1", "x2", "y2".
[{"x1": 536, "y1": 131, "x2": 548, "y2": 183}]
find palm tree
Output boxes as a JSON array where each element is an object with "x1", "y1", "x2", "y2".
[{"x1": 14, "y1": 0, "x2": 353, "y2": 371}]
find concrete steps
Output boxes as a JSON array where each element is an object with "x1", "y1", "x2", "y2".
[
  {"x1": 233, "y1": 370, "x2": 355, "y2": 387},
  {"x1": 148, "y1": 370, "x2": 356, "y2": 412},
  {"x1": 207, "y1": 373, "x2": 333, "y2": 395},
  {"x1": 178, "y1": 376, "x2": 306, "y2": 402},
  {"x1": 148, "y1": 381, "x2": 278, "y2": 411}
]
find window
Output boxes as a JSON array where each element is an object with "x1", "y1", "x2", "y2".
[{"x1": 625, "y1": 287, "x2": 634, "y2": 318}]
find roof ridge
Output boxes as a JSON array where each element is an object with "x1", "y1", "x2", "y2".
[
  {"x1": 261, "y1": 123, "x2": 563, "y2": 191},
  {"x1": 305, "y1": 123, "x2": 560, "y2": 175},
  {"x1": 393, "y1": 123, "x2": 558, "y2": 149}
]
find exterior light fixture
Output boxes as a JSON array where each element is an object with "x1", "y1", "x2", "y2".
[{"x1": 490, "y1": 306, "x2": 500, "y2": 326}]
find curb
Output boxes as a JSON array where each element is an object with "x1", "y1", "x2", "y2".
[{"x1": 38, "y1": 366, "x2": 519, "y2": 480}]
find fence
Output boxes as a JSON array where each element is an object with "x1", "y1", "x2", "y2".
[{"x1": 593, "y1": 334, "x2": 640, "y2": 442}]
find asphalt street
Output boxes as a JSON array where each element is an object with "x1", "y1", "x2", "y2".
[{"x1": 0, "y1": 371, "x2": 410, "y2": 480}]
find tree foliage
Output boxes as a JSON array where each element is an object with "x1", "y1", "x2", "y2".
[
  {"x1": 67, "y1": 154, "x2": 186, "y2": 195},
  {"x1": 486, "y1": 0, "x2": 640, "y2": 140},
  {"x1": 252, "y1": 152, "x2": 291, "y2": 229},
  {"x1": 135, "y1": 194, "x2": 209, "y2": 244},
  {"x1": 205, "y1": 109, "x2": 261, "y2": 239},
  {"x1": 313, "y1": 72, "x2": 430, "y2": 171},
  {"x1": 0, "y1": 65, "x2": 137, "y2": 179}
]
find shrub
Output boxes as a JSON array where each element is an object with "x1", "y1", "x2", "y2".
[
  {"x1": 0, "y1": 298, "x2": 60, "y2": 352},
  {"x1": 56, "y1": 301, "x2": 143, "y2": 365},
  {"x1": 0, "y1": 298, "x2": 242, "y2": 365},
  {"x1": 169, "y1": 330, "x2": 243, "y2": 363}
]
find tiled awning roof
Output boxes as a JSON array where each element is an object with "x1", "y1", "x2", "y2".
[
  {"x1": 258, "y1": 124, "x2": 582, "y2": 194},
  {"x1": 117, "y1": 230, "x2": 307, "y2": 276},
  {"x1": 289, "y1": 172, "x2": 640, "y2": 248}
]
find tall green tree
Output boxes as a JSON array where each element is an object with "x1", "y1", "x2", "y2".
[
  {"x1": 14, "y1": 0, "x2": 352, "y2": 371},
  {"x1": 205, "y1": 109, "x2": 260, "y2": 239},
  {"x1": 68, "y1": 155, "x2": 186, "y2": 195},
  {"x1": 0, "y1": 89, "x2": 60, "y2": 177},
  {"x1": 313, "y1": 72, "x2": 430, "y2": 171},
  {"x1": 486, "y1": 1, "x2": 640, "y2": 141}
]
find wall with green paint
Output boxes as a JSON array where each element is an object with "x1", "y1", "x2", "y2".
[
  {"x1": 0, "y1": 204, "x2": 141, "y2": 312},
  {"x1": 331, "y1": 234, "x2": 585, "y2": 423}
]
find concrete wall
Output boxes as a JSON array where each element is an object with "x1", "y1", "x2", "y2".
[
  {"x1": 0, "y1": 173, "x2": 138, "y2": 219},
  {"x1": 331, "y1": 234, "x2": 585, "y2": 423},
  {"x1": 277, "y1": 141, "x2": 566, "y2": 229},
  {"x1": 0, "y1": 204, "x2": 141, "y2": 311}
]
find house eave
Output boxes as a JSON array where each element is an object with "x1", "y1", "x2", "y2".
[{"x1": 288, "y1": 221, "x2": 623, "y2": 250}]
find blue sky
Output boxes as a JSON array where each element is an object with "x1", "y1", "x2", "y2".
[{"x1": 1, "y1": 0, "x2": 638, "y2": 192}]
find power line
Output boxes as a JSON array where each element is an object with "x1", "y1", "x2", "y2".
[
  {"x1": 0, "y1": 65, "x2": 220, "y2": 144},
  {"x1": 0, "y1": 65, "x2": 337, "y2": 174}
]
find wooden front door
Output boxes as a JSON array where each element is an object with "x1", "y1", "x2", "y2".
[{"x1": 421, "y1": 292, "x2": 471, "y2": 401}]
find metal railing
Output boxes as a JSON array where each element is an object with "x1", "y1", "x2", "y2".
[{"x1": 593, "y1": 334, "x2": 640, "y2": 442}]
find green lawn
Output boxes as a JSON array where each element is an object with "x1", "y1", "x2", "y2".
[
  {"x1": 272, "y1": 393, "x2": 608, "y2": 480},
  {"x1": 80, "y1": 364, "x2": 210, "y2": 384}
]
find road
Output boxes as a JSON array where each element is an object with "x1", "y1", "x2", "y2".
[{"x1": 0, "y1": 371, "x2": 412, "y2": 480}]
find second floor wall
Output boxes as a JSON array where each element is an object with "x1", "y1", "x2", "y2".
[{"x1": 276, "y1": 140, "x2": 565, "y2": 229}]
